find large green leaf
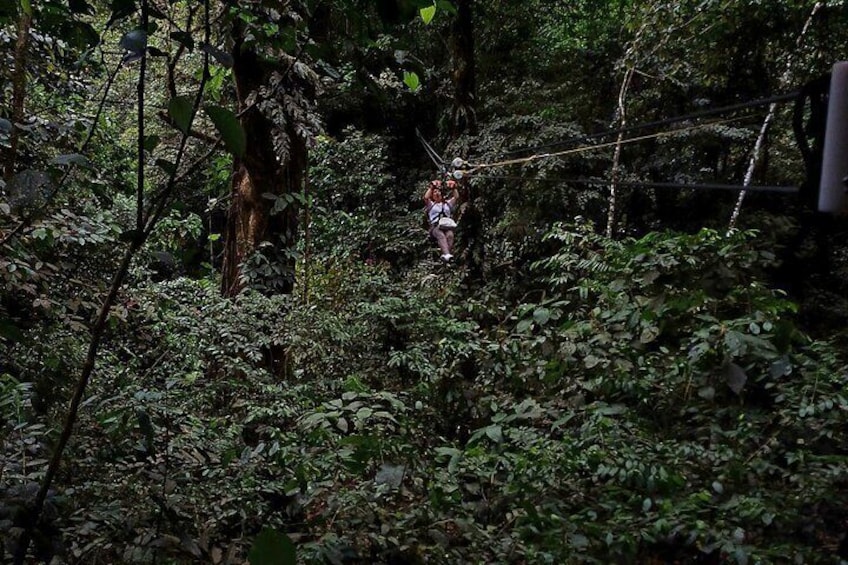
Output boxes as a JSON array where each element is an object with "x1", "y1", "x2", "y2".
[
  {"x1": 420, "y1": 4, "x2": 436, "y2": 24},
  {"x1": 248, "y1": 529, "x2": 296, "y2": 565},
  {"x1": 436, "y1": 0, "x2": 457, "y2": 15},
  {"x1": 168, "y1": 96, "x2": 194, "y2": 134},
  {"x1": 107, "y1": 0, "x2": 136, "y2": 26},
  {"x1": 205, "y1": 105, "x2": 246, "y2": 158}
]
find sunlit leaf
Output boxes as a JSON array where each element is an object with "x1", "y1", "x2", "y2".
[
  {"x1": 420, "y1": 4, "x2": 436, "y2": 24},
  {"x1": 403, "y1": 71, "x2": 420, "y2": 92}
]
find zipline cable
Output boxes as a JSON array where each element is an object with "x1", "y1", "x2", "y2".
[
  {"x1": 463, "y1": 113, "x2": 762, "y2": 174},
  {"x1": 475, "y1": 174, "x2": 799, "y2": 194},
  {"x1": 488, "y1": 91, "x2": 800, "y2": 161}
]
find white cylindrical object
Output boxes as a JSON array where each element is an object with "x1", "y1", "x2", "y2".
[{"x1": 819, "y1": 62, "x2": 848, "y2": 213}]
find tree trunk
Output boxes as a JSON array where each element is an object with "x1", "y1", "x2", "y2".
[
  {"x1": 449, "y1": 0, "x2": 477, "y2": 137},
  {"x1": 220, "y1": 26, "x2": 307, "y2": 297},
  {"x1": 4, "y1": 6, "x2": 32, "y2": 181},
  {"x1": 607, "y1": 67, "x2": 633, "y2": 238}
]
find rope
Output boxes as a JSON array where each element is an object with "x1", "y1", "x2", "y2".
[
  {"x1": 416, "y1": 128, "x2": 448, "y2": 172},
  {"x1": 464, "y1": 114, "x2": 762, "y2": 174}
]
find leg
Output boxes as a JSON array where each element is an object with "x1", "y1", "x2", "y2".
[
  {"x1": 445, "y1": 230, "x2": 455, "y2": 253},
  {"x1": 429, "y1": 226, "x2": 450, "y2": 255}
]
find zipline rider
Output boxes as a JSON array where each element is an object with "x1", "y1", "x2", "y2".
[{"x1": 424, "y1": 179, "x2": 460, "y2": 262}]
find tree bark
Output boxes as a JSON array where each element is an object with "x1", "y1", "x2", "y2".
[
  {"x1": 449, "y1": 0, "x2": 477, "y2": 137},
  {"x1": 4, "y1": 6, "x2": 32, "y2": 181},
  {"x1": 607, "y1": 67, "x2": 633, "y2": 238},
  {"x1": 220, "y1": 24, "x2": 307, "y2": 297}
]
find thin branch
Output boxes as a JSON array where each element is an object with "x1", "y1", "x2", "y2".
[{"x1": 138, "y1": 0, "x2": 150, "y2": 232}]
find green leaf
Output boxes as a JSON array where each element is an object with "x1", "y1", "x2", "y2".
[
  {"x1": 65, "y1": 21, "x2": 100, "y2": 50},
  {"x1": 533, "y1": 307, "x2": 550, "y2": 325},
  {"x1": 107, "y1": 0, "x2": 136, "y2": 26},
  {"x1": 171, "y1": 31, "x2": 194, "y2": 51},
  {"x1": 68, "y1": 0, "x2": 94, "y2": 14},
  {"x1": 278, "y1": 27, "x2": 296, "y2": 52},
  {"x1": 248, "y1": 528, "x2": 296, "y2": 565},
  {"x1": 0, "y1": 319, "x2": 24, "y2": 343},
  {"x1": 205, "y1": 105, "x2": 246, "y2": 157},
  {"x1": 639, "y1": 326, "x2": 659, "y2": 344},
  {"x1": 155, "y1": 159, "x2": 176, "y2": 175},
  {"x1": 0, "y1": 119, "x2": 10, "y2": 135},
  {"x1": 436, "y1": 0, "x2": 457, "y2": 15},
  {"x1": 420, "y1": 4, "x2": 436, "y2": 24},
  {"x1": 200, "y1": 43, "x2": 234, "y2": 68},
  {"x1": 485, "y1": 425, "x2": 503, "y2": 443},
  {"x1": 403, "y1": 71, "x2": 420, "y2": 91},
  {"x1": 168, "y1": 96, "x2": 194, "y2": 134},
  {"x1": 724, "y1": 362, "x2": 747, "y2": 395},
  {"x1": 50, "y1": 153, "x2": 89, "y2": 167},
  {"x1": 143, "y1": 135, "x2": 160, "y2": 152},
  {"x1": 374, "y1": 463, "x2": 405, "y2": 487},
  {"x1": 20, "y1": 0, "x2": 31, "y2": 17}
]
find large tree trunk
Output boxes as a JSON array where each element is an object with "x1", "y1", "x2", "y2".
[
  {"x1": 449, "y1": 0, "x2": 476, "y2": 137},
  {"x1": 220, "y1": 26, "x2": 307, "y2": 297}
]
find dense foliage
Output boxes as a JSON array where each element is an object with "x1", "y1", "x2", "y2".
[{"x1": 3, "y1": 0, "x2": 848, "y2": 563}]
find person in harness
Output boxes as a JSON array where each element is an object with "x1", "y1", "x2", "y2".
[{"x1": 424, "y1": 179, "x2": 460, "y2": 262}]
